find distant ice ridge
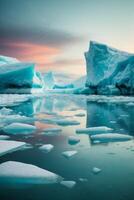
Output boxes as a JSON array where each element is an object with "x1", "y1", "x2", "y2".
[{"x1": 85, "y1": 41, "x2": 134, "y2": 95}]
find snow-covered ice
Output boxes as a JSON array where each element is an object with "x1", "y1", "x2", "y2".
[
  {"x1": 76, "y1": 126, "x2": 113, "y2": 134},
  {"x1": 0, "y1": 161, "x2": 62, "y2": 185},
  {"x1": 3, "y1": 123, "x2": 36, "y2": 135},
  {"x1": 0, "y1": 140, "x2": 26, "y2": 156},
  {"x1": 39, "y1": 144, "x2": 54, "y2": 153},
  {"x1": 60, "y1": 181, "x2": 76, "y2": 188},
  {"x1": 62, "y1": 150, "x2": 78, "y2": 158},
  {"x1": 91, "y1": 133, "x2": 133, "y2": 143},
  {"x1": 68, "y1": 136, "x2": 80, "y2": 145}
]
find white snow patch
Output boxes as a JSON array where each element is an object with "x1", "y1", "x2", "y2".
[{"x1": 76, "y1": 126, "x2": 113, "y2": 134}]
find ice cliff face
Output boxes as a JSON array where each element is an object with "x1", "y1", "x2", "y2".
[
  {"x1": 0, "y1": 56, "x2": 43, "y2": 91},
  {"x1": 85, "y1": 41, "x2": 134, "y2": 95}
]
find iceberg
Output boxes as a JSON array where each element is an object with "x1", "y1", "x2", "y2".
[
  {"x1": 0, "y1": 62, "x2": 43, "y2": 89},
  {"x1": 76, "y1": 126, "x2": 113, "y2": 135},
  {"x1": 91, "y1": 133, "x2": 133, "y2": 143},
  {"x1": 0, "y1": 161, "x2": 62, "y2": 185},
  {"x1": 85, "y1": 41, "x2": 134, "y2": 95},
  {"x1": 0, "y1": 140, "x2": 26, "y2": 156},
  {"x1": 3, "y1": 123, "x2": 36, "y2": 135}
]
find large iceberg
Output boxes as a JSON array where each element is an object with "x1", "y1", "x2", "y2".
[
  {"x1": 85, "y1": 41, "x2": 134, "y2": 95},
  {"x1": 0, "y1": 56, "x2": 43, "y2": 92}
]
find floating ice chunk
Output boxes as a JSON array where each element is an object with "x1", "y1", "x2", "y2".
[
  {"x1": 75, "y1": 113, "x2": 86, "y2": 117},
  {"x1": 43, "y1": 128, "x2": 62, "y2": 133},
  {"x1": 76, "y1": 126, "x2": 113, "y2": 135},
  {"x1": 39, "y1": 144, "x2": 54, "y2": 153},
  {"x1": 62, "y1": 150, "x2": 77, "y2": 158},
  {"x1": 92, "y1": 167, "x2": 102, "y2": 174},
  {"x1": 56, "y1": 119, "x2": 80, "y2": 126},
  {"x1": 0, "y1": 161, "x2": 62, "y2": 185},
  {"x1": 0, "y1": 140, "x2": 26, "y2": 156},
  {"x1": 3, "y1": 123, "x2": 36, "y2": 135},
  {"x1": 79, "y1": 178, "x2": 88, "y2": 182},
  {"x1": 68, "y1": 136, "x2": 80, "y2": 145},
  {"x1": 91, "y1": 133, "x2": 133, "y2": 143},
  {"x1": 0, "y1": 115, "x2": 35, "y2": 124},
  {"x1": 0, "y1": 135, "x2": 10, "y2": 140},
  {"x1": 60, "y1": 181, "x2": 76, "y2": 188}
]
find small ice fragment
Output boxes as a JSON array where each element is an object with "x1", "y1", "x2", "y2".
[
  {"x1": 93, "y1": 140, "x2": 100, "y2": 144},
  {"x1": 92, "y1": 167, "x2": 102, "y2": 174},
  {"x1": 56, "y1": 119, "x2": 80, "y2": 126},
  {"x1": 0, "y1": 161, "x2": 62, "y2": 185},
  {"x1": 62, "y1": 150, "x2": 77, "y2": 158},
  {"x1": 76, "y1": 126, "x2": 113, "y2": 134},
  {"x1": 91, "y1": 133, "x2": 133, "y2": 143},
  {"x1": 79, "y1": 178, "x2": 88, "y2": 182},
  {"x1": 127, "y1": 102, "x2": 134, "y2": 106},
  {"x1": 43, "y1": 128, "x2": 62, "y2": 133},
  {"x1": 0, "y1": 135, "x2": 10, "y2": 140},
  {"x1": 75, "y1": 113, "x2": 85, "y2": 117},
  {"x1": 60, "y1": 181, "x2": 76, "y2": 188},
  {"x1": 3, "y1": 123, "x2": 36, "y2": 135},
  {"x1": 68, "y1": 136, "x2": 80, "y2": 145},
  {"x1": 39, "y1": 144, "x2": 54, "y2": 153},
  {"x1": 0, "y1": 140, "x2": 26, "y2": 156}
]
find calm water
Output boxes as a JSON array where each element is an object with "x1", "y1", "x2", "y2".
[{"x1": 0, "y1": 94, "x2": 134, "y2": 200}]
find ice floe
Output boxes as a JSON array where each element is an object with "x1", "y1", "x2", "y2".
[
  {"x1": 60, "y1": 181, "x2": 76, "y2": 188},
  {"x1": 0, "y1": 161, "x2": 62, "y2": 185},
  {"x1": 3, "y1": 123, "x2": 36, "y2": 135},
  {"x1": 91, "y1": 133, "x2": 133, "y2": 143},
  {"x1": 39, "y1": 144, "x2": 54, "y2": 153},
  {"x1": 76, "y1": 126, "x2": 113, "y2": 135},
  {"x1": 62, "y1": 150, "x2": 77, "y2": 158},
  {"x1": 0, "y1": 140, "x2": 26, "y2": 156},
  {"x1": 92, "y1": 167, "x2": 102, "y2": 174}
]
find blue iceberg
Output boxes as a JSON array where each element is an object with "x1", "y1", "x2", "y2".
[
  {"x1": 85, "y1": 41, "x2": 134, "y2": 95},
  {"x1": 0, "y1": 56, "x2": 43, "y2": 92}
]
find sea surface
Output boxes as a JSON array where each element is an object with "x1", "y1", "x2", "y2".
[{"x1": 0, "y1": 94, "x2": 134, "y2": 200}]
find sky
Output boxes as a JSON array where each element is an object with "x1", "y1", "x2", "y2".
[{"x1": 0, "y1": 0, "x2": 134, "y2": 75}]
